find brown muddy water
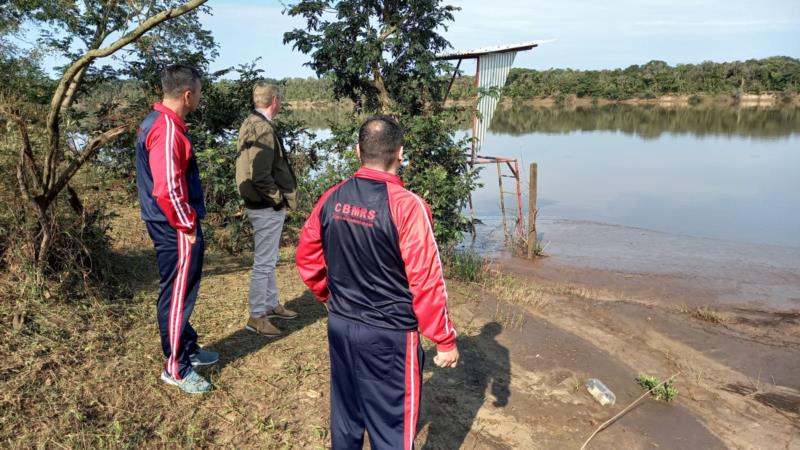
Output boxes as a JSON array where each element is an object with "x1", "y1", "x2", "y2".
[
  {"x1": 296, "y1": 105, "x2": 800, "y2": 311},
  {"x1": 459, "y1": 105, "x2": 800, "y2": 313}
]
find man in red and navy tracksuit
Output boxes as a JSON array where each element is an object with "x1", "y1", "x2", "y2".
[
  {"x1": 135, "y1": 64, "x2": 218, "y2": 394},
  {"x1": 296, "y1": 115, "x2": 460, "y2": 449}
]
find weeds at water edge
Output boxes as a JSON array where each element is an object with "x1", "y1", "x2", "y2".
[
  {"x1": 679, "y1": 305, "x2": 727, "y2": 324},
  {"x1": 444, "y1": 250, "x2": 491, "y2": 283},
  {"x1": 636, "y1": 374, "x2": 679, "y2": 401}
]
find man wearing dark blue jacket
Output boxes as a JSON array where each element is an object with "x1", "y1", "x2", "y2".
[
  {"x1": 296, "y1": 115, "x2": 459, "y2": 449},
  {"x1": 135, "y1": 64, "x2": 218, "y2": 394}
]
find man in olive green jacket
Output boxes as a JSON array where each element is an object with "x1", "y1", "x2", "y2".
[{"x1": 235, "y1": 82, "x2": 298, "y2": 336}]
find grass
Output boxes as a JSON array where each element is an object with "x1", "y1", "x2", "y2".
[
  {"x1": 679, "y1": 305, "x2": 727, "y2": 324},
  {"x1": 485, "y1": 272, "x2": 550, "y2": 310},
  {"x1": 493, "y1": 302, "x2": 527, "y2": 331},
  {"x1": 0, "y1": 203, "x2": 333, "y2": 448},
  {"x1": 444, "y1": 249, "x2": 490, "y2": 283},
  {"x1": 1, "y1": 192, "x2": 646, "y2": 448},
  {"x1": 635, "y1": 374, "x2": 679, "y2": 402},
  {"x1": 510, "y1": 231, "x2": 549, "y2": 258}
]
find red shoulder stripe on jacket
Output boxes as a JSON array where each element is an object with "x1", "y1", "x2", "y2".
[
  {"x1": 146, "y1": 114, "x2": 197, "y2": 233},
  {"x1": 387, "y1": 183, "x2": 457, "y2": 351}
]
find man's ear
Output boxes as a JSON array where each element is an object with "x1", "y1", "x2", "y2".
[
  {"x1": 398, "y1": 146, "x2": 404, "y2": 162},
  {"x1": 355, "y1": 143, "x2": 362, "y2": 160}
]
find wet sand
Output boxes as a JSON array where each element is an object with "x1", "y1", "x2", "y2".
[
  {"x1": 421, "y1": 293, "x2": 728, "y2": 449},
  {"x1": 498, "y1": 217, "x2": 800, "y2": 311},
  {"x1": 468, "y1": 218, "x2": 800, "y2": 448}
]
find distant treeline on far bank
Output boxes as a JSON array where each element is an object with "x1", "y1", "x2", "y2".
[{"x1": 278, "y1": 56, "x2": 800, "y2": 103}]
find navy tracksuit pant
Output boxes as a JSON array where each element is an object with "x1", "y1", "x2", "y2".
[
  {"x1": 146, "y1": 221, "x2": 204, "y2": 380},
  {"x1": 328, "y1": 313, "x2": 425, "y2": 450}
]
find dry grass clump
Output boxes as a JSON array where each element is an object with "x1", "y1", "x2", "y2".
[
  {"x1": 483, "y1": 270, "x2": 550, "y2": 310},
  {"x1": 679, "y1": 305, "x2": 727, "y2": 324}
]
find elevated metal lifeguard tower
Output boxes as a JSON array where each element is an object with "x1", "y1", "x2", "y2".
[{"x1": 437, "y1": 41, "x2": 547, "y2": 242}]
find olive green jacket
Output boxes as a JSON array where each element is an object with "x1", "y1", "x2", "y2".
[{"x1": 235, "y1": 111, "x2": 298, "y2": 210}]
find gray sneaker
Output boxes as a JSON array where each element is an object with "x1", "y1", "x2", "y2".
[
  {"x1": 189, "y1": 347, "x2": 219, "y2": 367},
  {"x1": 160, "y1": 369, "x2": 212, "y2": 394}
]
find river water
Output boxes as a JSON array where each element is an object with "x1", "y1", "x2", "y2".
[{"x1": 297, "y1": 105, "x2": 800, "y2": 310}]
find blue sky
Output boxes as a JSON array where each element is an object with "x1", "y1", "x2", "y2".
[
  {"x1": 20, "y1": 0, "x2": 800, "y2": 78},
  {"x1": 202, "y1": 0, "x2": 800, "y2": 78}
]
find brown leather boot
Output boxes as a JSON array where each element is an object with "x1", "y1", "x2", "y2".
[
  {"x1": 245, "y1": 316, "x2": 281, "y2": 337},
  {"x1": 265, "y1": 304, "x2": 298, "y2": 320}
]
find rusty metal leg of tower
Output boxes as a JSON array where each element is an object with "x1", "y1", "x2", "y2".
[
  {"x1": 496, "y1": 161, "x2": 508, "y2": 242},
  {"x1": 468, "y1": 193, "x2": 477, "y2": 241},
  {"x1": 514, "y1": 160, "x2": 525, "y2": 241}
]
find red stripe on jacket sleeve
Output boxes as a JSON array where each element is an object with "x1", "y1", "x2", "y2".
[
  {"x1": 296, "y1": 182, "x2": 345, "y2": 302},
  {"x1": 388, "y1": 184, "x2": 457, "y2": 352},
  {"x1": 146, "y1": 115, "x2": 197, "y2": 233}
]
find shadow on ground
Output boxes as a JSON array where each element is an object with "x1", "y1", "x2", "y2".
[
  {"x1": 419, "y1": 322, "x2": 511, "y2": 449},
  {"x1": 203, "y1": 289, "x2": 327, "y2": 372}
]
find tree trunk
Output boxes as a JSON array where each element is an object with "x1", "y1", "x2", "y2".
[
  {"x1": 3, "y1": 0, "x2": 209, "y2": 270},
  {"x1": 36, "y1": 202, "x2": 53, "y2": 269},
  {"x1": 371, "y1": 62, "x2": 392, "y2": 113}
]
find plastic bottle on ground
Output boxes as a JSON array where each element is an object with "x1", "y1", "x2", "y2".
[{"x1": 585, "y1": 378, "x2": 616, "y2": 406}]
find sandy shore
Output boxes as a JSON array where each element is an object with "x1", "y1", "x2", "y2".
[{"x1": 452, "y1": 217, "x2": 800, "y2": 448}]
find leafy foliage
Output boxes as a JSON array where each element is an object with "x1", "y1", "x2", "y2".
[
  {"x1": 284, "y1": 0, "x2": 479, "y2": 249},
  {"x1": 0, "y1": 0, "x2": 214, "y2": 287},
  {"x1": 284, "y1": 0, "x2": 457, "y2": 113}
]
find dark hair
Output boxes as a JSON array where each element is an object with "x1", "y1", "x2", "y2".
[
  {"x1": 357, "y1": 115, "x2": 404, "y2": 169},
  {"x1": 160, "y1": 64, "x2": 202, "y2": 98}
]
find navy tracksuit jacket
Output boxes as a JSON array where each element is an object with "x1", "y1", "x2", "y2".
[
  {"x1": 136, "y1": 103, "x2": 206, "y2": 380},
  {"x1": 296, "y1": 167, "x2": 457, "y2": 450}
]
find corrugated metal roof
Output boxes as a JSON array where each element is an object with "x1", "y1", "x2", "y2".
[{"x1": 436, "y1": 40, "x2": 553, "y2": 60}]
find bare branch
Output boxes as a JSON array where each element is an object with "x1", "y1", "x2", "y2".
[
  {"x1": 61, "y1": 66, "x2": 89, "y2": 113},
  {"x1": 61, "y1": 1, "x2": 121, "y2": 114},
  {"x1": 0, "y1": 105, "x2": 43, "y2": 193},
  {"x1": 44, "y1": 0, "x2": 209, "y2": 189},
  {"x1": 16, "y1": 163, "x2": 33, "y2": 204},
  {"x1": 370, "y1": 61, "x2": 392, "y2": 113},
  {"x1": 44, "y1": 125, "x2": 128, "y2": 204},
  {"x1": 378, "y1": 24, "x2": 397, "y2": 43}
]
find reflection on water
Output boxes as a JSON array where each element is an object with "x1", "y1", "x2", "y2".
[
  {"x1": 290, "y1": 104, "x2": 800, "y2": 139},
  {"x1": 471, "y1": 117, "x2": 800, "y2": 248},
  {"x1": 490, "y1": 105, "x2": 800, "y2": 139}
]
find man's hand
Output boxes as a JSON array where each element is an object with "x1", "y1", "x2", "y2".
[
  {"x1": 433, "y1": 347, "x2": 459, "y2": 368},
  {"x1": 185, "y1": 229, "x2": 197, "y2": 245}
]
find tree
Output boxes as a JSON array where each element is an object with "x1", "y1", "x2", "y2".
[
  {"x1": 0, "y1": 0, "x2": 210, "y2": 268},
  {"x1": 284, "y1": 0, "x2": 479, "y2": 249}
]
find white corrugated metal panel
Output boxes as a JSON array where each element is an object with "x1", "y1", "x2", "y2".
[{"x1": 473, "y1": 51, "x2": 516, "y2": 155}]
